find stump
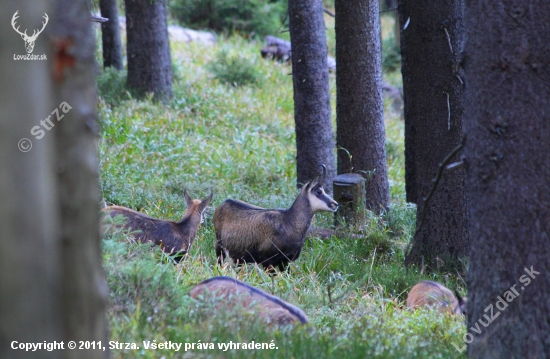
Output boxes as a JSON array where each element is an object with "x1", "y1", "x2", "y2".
[{"x1": 333, "y1": 173, "x2": 366, "y2": 226}]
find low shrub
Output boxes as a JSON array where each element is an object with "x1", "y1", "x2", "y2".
[
  {"x1": 209, "y1": 51, "x2": 262, "y2": 87},
  {"x1": 170, "y1": 0, "x2": 287, "y2": 37}
]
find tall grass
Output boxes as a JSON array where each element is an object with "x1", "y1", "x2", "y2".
[{"x1": 98, "y1": 25, "x2": 466, "y2": 359}]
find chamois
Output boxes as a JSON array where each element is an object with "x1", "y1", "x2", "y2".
[
  {"x1": 406, "y1": 281, "x2": 467, "y2": 316},
  {"x1": 103, "y1": 189, "x2": 212, "y2": 262},
  {"x1": 213, "y1": 165, "x2": 338, "y2": 271},
  {"x1": 190, "y1": 276, "x2": 308, "y2": 325}
]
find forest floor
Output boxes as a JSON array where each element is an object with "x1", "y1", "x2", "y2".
[{"x1": 98, "y1": 14, "x2": 467, "y2": 359}]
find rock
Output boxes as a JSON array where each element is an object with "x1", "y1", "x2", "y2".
[{"x1": 117, "y1": 17, "x2": 216, "y2": 45}]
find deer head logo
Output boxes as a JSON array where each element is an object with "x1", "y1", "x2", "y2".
[{"x1": 11, "y1": 11, "x2": 49, "y2": 54}]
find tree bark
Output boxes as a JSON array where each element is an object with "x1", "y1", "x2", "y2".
[
  {"x1": 124, "y1": 0, "x2": 172, "y2": 101},
  {"x1": 0, "y1": 1, "x2": 108, "y2": 357},
  {"x1": 464, "y1": 1, "x2": 550, "y2": 357},
  {"x1": 0, "y1": 3, "x2": 61, "y2": 357},
  {"x1": 100, "y1": 0, "x2": 123, "y2": 70},
  {"x1": 288, "y1": 0, "x2": 336, "y2": 190},
  {"x1": 335, "y1": 0, "x2": 390, "y2": 214},
  {"x1": 399, "y1": 0, "x2": 468, "y2": 271},
  {"x1": 50, "y1": 0, "x2": 110, "y2": 351}
]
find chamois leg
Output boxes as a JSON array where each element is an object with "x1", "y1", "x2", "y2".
[
  {"x1": 277, "y1": 260, "x2": 290, "y2": 272},
  {"x1": 215, "y1": 243, "x2": 226, "y2": 266},
  {"x1": 172, "y1": 250, "x2": 185, "y2": 264}
]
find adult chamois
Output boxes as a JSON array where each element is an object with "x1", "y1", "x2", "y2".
[
  {"x1": 213, "y1": 165, "x2": 337, "y2": 271},
  {"x1": 103, "y1": 189, "x2": 212, "y2": 262},
  {"x1": 190, "y1": 276, "x2": 308, "y2": 325}
]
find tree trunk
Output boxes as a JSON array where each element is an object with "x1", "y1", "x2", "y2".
[
  {"x1": 100, "y1": 0, "x2": 123, "y2": 70},
  {"x1": 463, "y1": 1, "x2": 550, "y2": 357},
  {"x1": 399, "y1": 0, "x2": 468, "y2": 271},
  {"x1": 51, "y1": 0, "x2": 110, "y2": 351},
  {"x1": 0, "y1": 1, "x2": 108, "y2": 358},
  {"x1": 335, "y1": 0, "x2": 390, "y2": 214},
  {"x1": 0, "y1": 3, "x2": 61, "y2": 356},
  {"x1": 288, "y1": 0, "x2": 336, "y2": 190},
  {"x1": 124, "y1": 0, "x2": 172, "y2": 101}
]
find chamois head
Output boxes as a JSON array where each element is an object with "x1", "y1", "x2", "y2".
[
  {"x1": 304, "y1": 164, "x2": 338, "y2": 213},
  {"x1": 184, "y1": 189, "x2": 213, "y2": 223}
]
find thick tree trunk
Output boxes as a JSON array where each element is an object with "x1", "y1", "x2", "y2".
[
  {"x1": 0, "y1": 1, "x2": 108, "y2": 358},
  {"x1": 399, "y1": 0, "x2": 468, "y2": 271},
  {"x1": 100, "y1": 0, "x2": 123, "y2": 69},
  {"x1": 463, "y1": 1, "x2": 550, "y2": 357},
  {"x1": 288, "y1": 0, "x2": 336, "y2": 190},
  {"x1": 51, "y1": 0, "x2": 109, "y2": 350},
  {"x1": 124, "y1": 0, "x2": 172, "y2": 101},
  {"x1": 0, "y1": 3, "x2": 61, "y2": 357},
  {"x1": 335, "y1": 0, "x2": 390, "y2": 214}
]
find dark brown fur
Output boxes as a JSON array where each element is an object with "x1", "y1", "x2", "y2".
[
  {"x1": 103, "y1": 189, "x2": 212, "y2": 261},
  {"x1": 189, "y1": 276, "x2": 308, "y2": 325},
  {"x1": 213, "y1": 175, "x2": 337, "y2": 271},
  {"x1": 406, "y1": 280, "x2": 467, "y2": 315}
]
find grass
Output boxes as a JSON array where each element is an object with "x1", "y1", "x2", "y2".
[{"x1": 97, "y1": 14, "x2": 466, "y2": 359}]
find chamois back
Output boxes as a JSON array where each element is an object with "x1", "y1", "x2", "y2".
[
  {"x1": 406, "y1": 280, "x2": 467, "y2": 316},
  {"x1": 103, "y1": 189, "x2": 212, "y2": 261},
  {"x1": 189, "y1": 276, "x2": 308, "y2": 325}
]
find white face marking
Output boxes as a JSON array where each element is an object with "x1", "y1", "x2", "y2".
[{"x1": 307, "y1": 185, "x2": 338, "y2": 213}]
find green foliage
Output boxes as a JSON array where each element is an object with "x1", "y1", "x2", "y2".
[
  {"x1": 97, "y1": 27, "x2": 466, "y2": 358},
  {"x1": 170, "y1": 0, "x2": 287, "y2": 37},
  {"x1": 172, "y1": 60, "x2": 184, "y2": 82},
  {"x1": 382, "y1": 33, "x2": 401, "y2": 72},
  {"x1": 380, "y1": 12, "x2": 401, "y2": 72},
  {"x1": 97, "y1": 67, "x2": 130, "y2": 106},
  {"x1": 209, "y1": 50, "x2": 262, "y2": 87}
]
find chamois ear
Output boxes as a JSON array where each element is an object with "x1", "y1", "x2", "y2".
[
  {"x1": 184, "y1": 188, "x2": 193, "y2": 207},
  {"x1": 305, "y1": 175, "x2": 320, "y2": 191},
  {"x1": 199, "y1": 191, "x2": 214, "y2": 212},
  {"x1": 455, "y1": 289, "x2": 467, "y2": 315},
  {"x1": 306, "y1": 164, "x2": 327, "y2": 191}
]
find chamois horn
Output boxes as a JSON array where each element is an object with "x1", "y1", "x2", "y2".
[{"x1": 319, "y1": 163, "x2": 327, "y2": 178}]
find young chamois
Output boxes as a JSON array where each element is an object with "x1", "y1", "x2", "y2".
[
  {"x1": 213, "y1": 165, "x2": 338, "y2": 271},
  {"x1": 190, "y1": 276, "x2": 308, "y2": 325},
  {"x1": 406, "y1": 281, "x2": 467, "y2": 316},
  {"x1": 103, "y1": 189, "x2": 212, "y2": 262}
]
